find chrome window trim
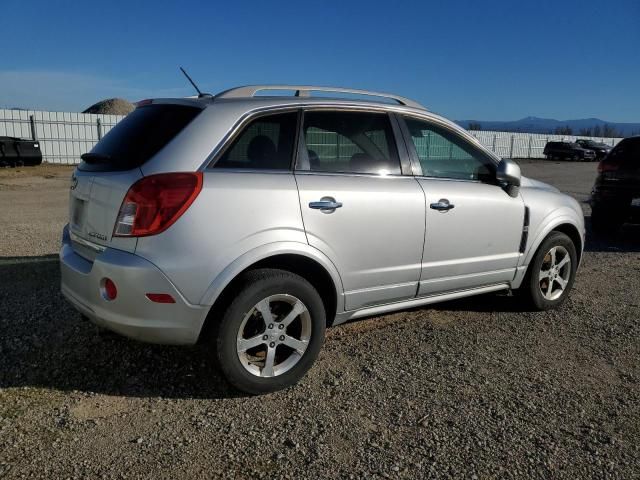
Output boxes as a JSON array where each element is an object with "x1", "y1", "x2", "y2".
[
  {"x1": 414, "y1": 175, "x2": 485, "y2": 185},
  {"x1": 201, "y1": 103, "x2": 415, "y2": 172},
  {"x1": 204, "y1": 168, "x2": 292, "y2": 175},
  {"x1": 294, "y1": 170, "x2": 419, "y2": 180},
  {"x1": 201, "y1": 101, "x2": 501, "y2": 174}
]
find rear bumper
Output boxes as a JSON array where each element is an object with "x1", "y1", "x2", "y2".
[
  {"x1": 591, "y1": 182, "x2": 640, "y2": 205},
  {"x1": 60, "y1": 225, "x2": 208, "y2": 345}
]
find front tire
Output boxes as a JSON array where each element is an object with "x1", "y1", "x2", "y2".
[
  {"x1": 215, "y1": 268, "x2": 326, "y2": 394},
  {"x1": 519, "y1": 232, "x2": 577, "y2": 310}
]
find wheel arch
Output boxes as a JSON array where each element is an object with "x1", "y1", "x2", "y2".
[
  {"x1": 197, "y1": 244, "x2": 344, "y2": 343},
  {"x1": 513, "y1": 218, "x2": 584, "y2": 292},
  {"x1": 523, "y1": 208, "x2": 584, "y2": 266},
  {"x1": 551, "y1": 223, "x2": 583, "y2": 265}
]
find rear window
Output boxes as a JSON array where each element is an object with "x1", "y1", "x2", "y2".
[
  {"x1": 609, "y1": 138, "x2": 640, "y2": 163},
  {"x1": 80, "y1": 104, "x2": 201, "y2": 171}
]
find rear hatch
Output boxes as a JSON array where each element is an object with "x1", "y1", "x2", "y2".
[
  {"x1": 599, "y1": 138, "x2": 640, "y2": 193},
  {"x1": 69, "y1": 103, "x2": 202, "y2": 260}
]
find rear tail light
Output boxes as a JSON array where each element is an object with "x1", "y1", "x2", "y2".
[
  {"x1": 114, "y1": 172, "x2": 203, "y2": 237},
  {"x1": 597, "y1": 160, "x2": 619, "y2": 174}
]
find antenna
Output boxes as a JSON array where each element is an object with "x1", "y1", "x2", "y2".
[{"x1": 179, "y1": 67, "x2": 211, "y2": 98}]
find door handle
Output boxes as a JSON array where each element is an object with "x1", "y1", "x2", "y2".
[
  {"x1": 430, "y1": 199, "x2": 455, "y2": 212},
  {"x1": 309, "y1": 197, "x2": 342, "y2": 212}
]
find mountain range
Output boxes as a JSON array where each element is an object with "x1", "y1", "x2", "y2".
[{"x1": 455, "y1": 117, "x2": 640, "y2": 137}]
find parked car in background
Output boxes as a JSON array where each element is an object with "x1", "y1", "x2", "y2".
[
  {"x1": 575, "y1": 139, "x2": 612, "y2": 160},
  {"x1": 543, "y1": 141, "x2": 596, "y2": 161},
  {"x1": 591, "y1": 136, "x2": 640, "y2": 232},
  {"x1": 60, "y1": 85, "x2": 585, "y2": 394},
  {"x1": 0, "y1": 136, "x2": 42, "y2": 167}
]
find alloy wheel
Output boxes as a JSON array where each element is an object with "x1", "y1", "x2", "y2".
[
  {"x1": 236, "y1": 294, "x2": 311, "y2": 377},
  {"x1": 538, "y1": 246, "x2": 572, "y2": 301}
]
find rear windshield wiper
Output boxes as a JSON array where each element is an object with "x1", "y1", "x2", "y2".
[{"x1": 81, "y1": 152, "x2": 112, "y2": 164}]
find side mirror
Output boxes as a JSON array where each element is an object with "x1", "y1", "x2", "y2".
[{"x1": 496, "y1": 158, "x2": 521, "y2": 197}]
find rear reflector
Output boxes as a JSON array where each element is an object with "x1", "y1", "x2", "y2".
[
  {"x1": 103, "y1": 278, "x2": 117, "y2": 301},
  {"x1": 146, "y1": 293, "x2": 176, "y2": 304},
  {"x1": 114, "y1": 172, "x2": 203, "y2": 237}
]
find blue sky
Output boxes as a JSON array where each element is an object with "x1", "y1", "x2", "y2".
[{"x1": 2, "y1": 0, "x2": 639, "y2": 121}]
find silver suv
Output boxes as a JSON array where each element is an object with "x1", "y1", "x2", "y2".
[{"x1": 60, "y1": 85, "x2": 585, "y2": 393}]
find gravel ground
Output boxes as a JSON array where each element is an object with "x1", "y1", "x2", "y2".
[{"x1": 0, "y1": 161, "x2": 639, "y2": 479}]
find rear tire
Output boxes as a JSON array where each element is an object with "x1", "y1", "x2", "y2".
[
  {"x1": 214, "y1": 268, "x2": 326, "y2": 394},
  {"x1": 519, "y1": 232, "x2": 577, "y2": 311}
]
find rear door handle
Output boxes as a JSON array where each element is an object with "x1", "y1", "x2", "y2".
[
  {"x1": 430, "y1": 198, "x2": 455, "y2": 212},
  {"x1": 309, "y1": 197, "x2": 342, "y2": 212}
]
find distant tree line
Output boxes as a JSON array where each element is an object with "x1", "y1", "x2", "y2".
[
  {"x1": 554, "y1": 126, "x2": 573, "y2": 135},
  {"x1": 550, "y1": 124, "x2": 624, "y2": 137},
  {"x1": 572, "y1": 125, "x2": 624, "y2": 138}
]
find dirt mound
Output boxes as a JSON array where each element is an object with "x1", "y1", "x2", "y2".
[{"x1": 83, "y1": 98, "x2": 134, "y2": 115}]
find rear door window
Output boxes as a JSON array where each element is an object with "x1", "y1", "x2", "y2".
[
  {"x1": 80, "y1": 104, "x2": 201, "y2": 171},
  {"x1": 297, "y1": 111, "x2": 401, "y2": 175}
]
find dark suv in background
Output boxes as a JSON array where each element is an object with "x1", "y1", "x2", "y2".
[
  {"x1": 575, "y1": 139, "x2": 612, "y2": 160},
  {"x1": 591, "y1": 136, "x2": 640, "y2": 232},
  {"x1": 543, "y1": 141, "x2": 596, "y2": 161}
]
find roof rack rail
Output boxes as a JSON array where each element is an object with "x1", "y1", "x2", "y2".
[{"x1": 215, "y1": 85, "x2": 425, "y2": 110}]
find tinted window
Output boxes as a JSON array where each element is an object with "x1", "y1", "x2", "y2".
[
  {"x1": 404, "y1": 117, "x2": 494, "y2": 181},
  {"x1": 609, "y1": 138, "x2": 640, "y2": 163},
  {"x1": 297, "y1": 111, "x2": 401, "y2": 175},
  {"x1": 81, "y1": 104, "x2": 201, "y2": 171},
  {"x1": 214, "y1": 112, "x2": 297, "y2": 170}
]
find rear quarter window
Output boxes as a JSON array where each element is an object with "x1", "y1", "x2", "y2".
[{"x1": 79, "y1": 104, "x2": 201, "y2": 171}]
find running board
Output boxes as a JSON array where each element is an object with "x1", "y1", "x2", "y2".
[{"x1": 333, "y1": 283, "x2": 510, "y2": 325}]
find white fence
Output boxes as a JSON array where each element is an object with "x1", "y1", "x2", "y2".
[
  {"x1": 0, "y1": 109, "x2": 124, "y2": 164},
  {"x1": 0, "y1": 108, "x2": 624, "y2": 164},
  {"x1": 470, "y1": 130, "x2": 622, "y2": 159}
]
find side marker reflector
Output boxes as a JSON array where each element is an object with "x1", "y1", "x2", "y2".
[{"x1": 146, "y1": 293, "x2": 176, "y2": 304}]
